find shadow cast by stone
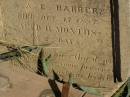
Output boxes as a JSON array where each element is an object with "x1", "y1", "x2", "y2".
[{"x1": 110, "y1": 0, "x2": 122, "y2": 83}]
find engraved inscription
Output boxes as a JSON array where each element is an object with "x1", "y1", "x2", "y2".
[
  {"x1": 56, "y1": 4, "x2": 105, "y2": 15},
  {"x1": 2, "y1": 0, "x2": 114, "y2": 88}
]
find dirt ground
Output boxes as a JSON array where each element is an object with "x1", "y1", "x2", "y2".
[{"x1": 0, "y1": 61, "x2": 98, "y2": 97}]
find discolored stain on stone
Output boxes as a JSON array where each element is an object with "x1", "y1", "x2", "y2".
[
  {"x1": 0, "y1": 74, "x2": 10, "y2": 91},
  {"x1": 39, "y1": 89, "x2": 55, "y2": 97}
]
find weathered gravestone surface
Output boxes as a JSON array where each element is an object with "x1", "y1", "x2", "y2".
[
  {"x1": 0, "y1": 0, "x2": 130, "y2": 96},
  {"x1": 0, "y1": 74, "x2": 10, "y2": 91}
]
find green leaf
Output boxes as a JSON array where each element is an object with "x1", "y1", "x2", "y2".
[
  {"x1": 112, "y1": 80, "x2": 128, "y2": 97},
  {"x1": 80, "y1": 86, "x2": 102, "y2": 97},
  {"x1": 41, "y1": 54, "x2": 51, "y2": 76},
  {"x1": 42, "y1": 60, "x2": 49, "y2": 76}
]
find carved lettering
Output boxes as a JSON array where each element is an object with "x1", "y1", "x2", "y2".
[
  {"x1": 56, "y1": 26, "x2": 100, "y2": 36},
  {"x1": 41, "y1": 15, "x2": 55, "y2": 22},
  {"x1": 18, "y1": 12, "x2": 33, "y2": 19},
  {"x1": 56, "y1": 4, "x2": 105, "y2": 15},
  {"x1": 63, "y1": 17, "x2": 72, "y2": 23},
  {"x1": 58, "y1": 37, "x2": 73, "y2": 45},
  {"x1": 45, "y1": 25, "x2": 52, "y2": 32},
  {"x1": 2, "y1": 0, "x2": 115, "y2": 88},
  {"x1": 41, "y1": 4, "x2": 46, "y2": 10}
]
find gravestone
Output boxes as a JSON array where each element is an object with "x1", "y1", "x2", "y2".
[{"x1": 0, "y1": 0, "x2": 130, "y2": 96}]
